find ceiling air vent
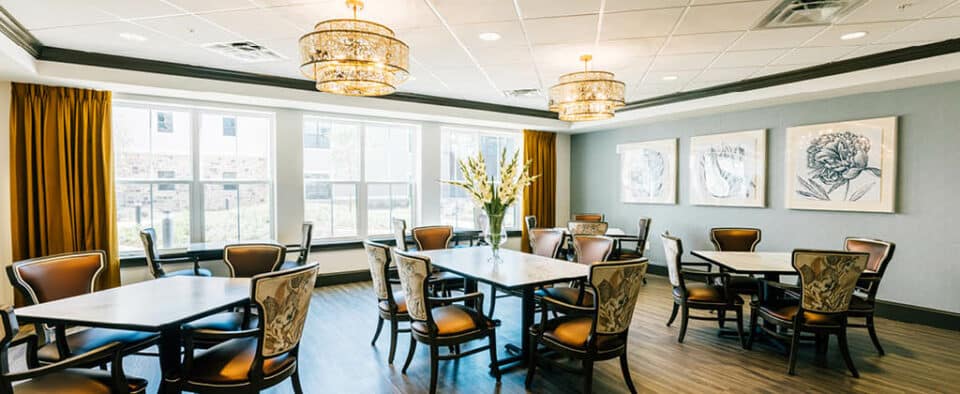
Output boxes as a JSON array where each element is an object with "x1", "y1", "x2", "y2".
[
  {"x1": 502, "y1": 88, "x2": 542, "y2": 98},
  {"x1": 203, "y1": 41, "x2": 285, "y2": 63},
  {"x1": 757, "y1": 0, "x2": 866, "y2": 29}
]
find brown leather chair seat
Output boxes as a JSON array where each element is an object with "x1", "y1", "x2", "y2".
[
  {"x1": 411, "y1": 305, "x2": 483, "y2": 336},
  {"x1": 185, "y1": 337, "x2": 296, "y2": 386},
  {"x1": 378, "y1": 291, "x2": 407, "y2": 314},
  {"x1": 535, "y1": 287, "x2": 594, "y2": 307},
  {"x1": 763, "y1": 305, "x2": 841, "y2": 326},
  {"x1": 37, "y1": 328, "x2": 158, "y2": 363},
  {"x1": 673, "y1": 283, "x2": 741, "y2": 303},
  {"x1": 163, "y1": 268, "x2": 213, "y2": 277},
  {"x1": 13, "y1": 368, "x2": 147, "y2": 394},
  {"x1": 533, "y1": 316, "x2": 624, "y2": 351}
]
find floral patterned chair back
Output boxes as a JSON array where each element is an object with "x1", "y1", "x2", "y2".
[
  {"x1": 392, "y1": 250, "x2": 432, "y2": 322},
  {"x1": 792, "y1": 250, "x2": 868, "y2": 314},
  {"x1": 590, "y1": 259, "x2": 648, "y2": 335},
  {"x1": 572, "y1": 235, "x2": 614, "y2": 264},
  {"x1": 567, "y1": 221, "x2": 608, "y2": 236},
  {"x1": 363, "y1": 241, "x2": 392, "y2": 300},
  {"x1": 252, "y1": 262, "x2": 318, "y2": 358},
  {"x1": 660, "y1": 233, "x2": 683, "y2": 289},
  {"x1": 530, "y1": 229, "x2": 564, "y2": 258},
  {"x1": 392, "y1": 218, "x2": 409, "y2": 251},
  {"x1": 710, "y1": 228, "x2": 761, "y2": 252}
]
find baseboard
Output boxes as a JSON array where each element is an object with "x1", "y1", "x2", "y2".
[{"x1": 315, "y1": 269, "x2": 371, "y2": 287}]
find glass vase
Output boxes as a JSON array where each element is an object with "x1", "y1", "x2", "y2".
[{"x1": 483, "y1": 211, "x2": 508, "y2": 262}]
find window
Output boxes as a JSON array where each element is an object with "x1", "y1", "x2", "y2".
[
  {"x1": 303, "y1": 117, "x2": 416, "y2": 240},
  {"x1": 114, "y1": 102, "x2": 274, "y2": 252},
  {"x1": 440, "y1": 127, "x2": 522, "y2": 230}
]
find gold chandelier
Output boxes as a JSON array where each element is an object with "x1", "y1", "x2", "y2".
[
  {"x1": 548, "y1": 55, "x2": 625, "y2": 122},
  {"x1": 299, "y1": 0, "x2": 409, "y2": 96}
]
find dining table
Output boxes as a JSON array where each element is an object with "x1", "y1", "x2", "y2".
[
  {"x1": 15, "y1": 276, "x2": 252, "y2": 394},
  {"x1": 690, "y1": 250, "x2": 794, "y2": 280},
  {"x1": 413, "y1": 247, "x2": 589, "y2": 370}
]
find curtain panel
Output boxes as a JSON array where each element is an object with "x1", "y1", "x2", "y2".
[
  {"x1": 521, "y1": 130, "x2": 556, "y2": 253},
  {"x1": 9, "y1": 83, "x2": 119, "y2": 299}
]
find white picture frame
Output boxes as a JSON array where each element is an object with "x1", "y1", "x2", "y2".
[
  {"x1": 617, "y1": 138, "x2": 677, "y2": 204},
  {"x1": 689, "y1": 129, "x2": 766, "y2": 207},
  {"x1": 785, "y1": 116, "x2": 898, "y2": 213}
]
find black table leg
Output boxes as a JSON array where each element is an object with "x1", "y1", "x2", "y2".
[
  {"x1": 464, "y1": 278, "x2": 479, "y2": 310},
  {"x1": 158, "y1": 327, "x2": 182, "y2": 394},
  {"x1": 500, "y1": 286, "x2": 535, "y2": 370}
]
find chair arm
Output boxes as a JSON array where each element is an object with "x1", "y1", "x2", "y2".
[
  {"x1": 156, "y1": 256, "x2": 197, "y2": 265},
  {"x1": 762, "y1": 280, "x2": 799, "y2": 291},
  {"x1": 428, "y1": 291, "x2": 483, "y2": 306},
  {"x1": 4, "y1": 341, "x2": 122, "y2": 382},
  {"x1": 185, "y1": 327, "x2": 259, "y2": 341},
  {"x1": 539, "y1": 295, "x2": 596, "y2": 314},
  {"x1": 680, "y1": 262, "x2": 713, "y2": 272},
  {"x1": 286, "y1": 246, "x2": 305, "y2": 254}
]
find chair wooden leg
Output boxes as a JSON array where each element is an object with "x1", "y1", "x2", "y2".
[
  {"x1": 735, "y1": 307, "x2": 745, "y2": 348},
  {"x1": 583, "y1": 360, "x2": 594, "y2": 394},
  {"x1": 371, "y1": 316, "x2": 384, "y2": 346},
  {"x1": 291, "y1": 366, "x2": 304, "y2": 394},
  {"x1": 866, "y1": 314, "x2": 885, "y2": 356},
  {"x1": 388, "y1": 319, "x2": 399, "y2": 364},
  {"x1": 487, "y1": 331, "x2": 501, "y2": 382},
  {"x1": 746, "y1": 304, "x2": 759, "y2": 350},
  {"x1": 718, "y1": 309, "x2": 726, "y2": 329},
  {"x1": 678, "y1": 305, "x2": 690, "y2": 343},
  {"x1": 838, "y1": 329, "x2": 860, "y2": 378},
  {"x1": 429, "y1": 345, "x2": 440, "y2": 394},
  {"x1": 787, "y1": 326, "x2": 803, "y2": 375},
  {"x1": 619, "y1": 353, "x2": 637, "y2": 394},
  {"x1": 401, "y1": 337, "x2": 417, "y2": 374},
  {"x1": 666, "y1": 302, "x2": 679, "y2": 326}
]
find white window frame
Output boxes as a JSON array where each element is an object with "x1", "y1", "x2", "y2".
[{"x1": 114, "y1": 100, "x2": 277, "y2": 253}]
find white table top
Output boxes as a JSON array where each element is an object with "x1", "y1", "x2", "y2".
[
  {"x1": 16, "y1": 277, "x2": 252, "y2": 331},
  {"x1": 414, "y1": 247, "x2": 589, "y2": 290},
  {"x1": 691, "y1": 251, "x2": 794, "y2": 274}
]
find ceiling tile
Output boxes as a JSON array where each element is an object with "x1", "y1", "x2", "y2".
[
  {"x1": 256, "y1": 38, "x2": 300, "y2": 60},
  {"x1": 524, "y1": 14, "x2": 598, "y2": 45},
  {"x1": 401, "y1": 27, "x2": 476, "y2": 67},
  {"x1": 90, "y1": 0, "x2": 185, "y2": 19},
  {"x1": 430, "y1": 66, "x2": 499, "y2": 92},
  {"x1": 650, "y1": 52, "x2": 718, "y2": 70},
  {"x1": 694, "y1": 66, "x2": 759, "y2": 82},
  {"x1": 673, "y1": 1, "x2": 776, "y2": 35},
  {"x1": 3, "y1": 0, "x2": 118, "y2": 30},
  {"x1": 771, "y1": 46, "x2": 858, "y2": 65},
  {"x1": 841, "y1": 0, "x2": 954, "y2": 24},
  {"x1": 601, "y1": 8, "x2": 685, "y2": 40},
  {"x1": 877, "y1": 17, "x2": 960, "y2": 43},
  {"x1": 712, "y1": 48, "x2": 787, "y2": 67},
  {"x1": 728, "y1": 26, "x2": 826, "y2": 50},
  {"x1": 471, "y1": 45, "x2": 536, "y2": 66},
  {"x1": 451, "y1": 21, "x2": 527, "y2": 48},
  {"x1": 202, "y1": 8, "x2": 305, "y2": 41},
  {"x1": 519, "y1": 0, "x2": 600, "y2": 19},
  {"x1": 433, "y1": 0, "x2": 517, "y2": 24},
  {"x1": 610, "y1": 60, "x2": 653, "y2": 83},
  {"x1": 164, "y1": 0, "x2": 258, "y2": 13},
  {"x1": 806, "y1": 21, "x2": 912, "y2": 47},
  {"x1": 533, "y1": 43, "x2": 597, "y2": 67},
  {"x1": 605, "y1": 0, "x2": 689, "y2": 13},
  {"x1": 350, "y1": 0, "x2": 439, "y2": 31},
  {"x1": 136, "y1": 14, "x2": 242, "y2": 44},
  {"x1": 484, "y1": 64, "x2": 541, "y2": 90},
  {"x1": 660, "y1": 32, "x2": 742, "y2": 54},
  {"x1": 643, "y1": 70, "x2": 700, "y2": 84},
  {"x1": 839, "y1": 41, "x2": 931, "y2": 59},
  {"x1": 264, "y1": 3, "x2": 341, "y2": 30}
]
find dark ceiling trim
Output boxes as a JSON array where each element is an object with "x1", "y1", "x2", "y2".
[
  {"x1": 621, "y1": 37, "x2": 960, "y2": 111},
  {"x1": 0, "y1": 6, "x2": 39, "y2": 57}
]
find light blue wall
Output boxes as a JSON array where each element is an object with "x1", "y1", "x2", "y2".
[{"x1": 570, "y1": 82, "x2": 960, "y2": 313}]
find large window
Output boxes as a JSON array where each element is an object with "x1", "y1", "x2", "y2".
[
  {"x1": 303, "y1": 117, "x2": 416, "y2": 240},
  {"x1": 114, "y1": 102, "x2": 274, "y2": 252},
  {"x1": 440, "y1": 127, "x2": 522, "y2": 230}
]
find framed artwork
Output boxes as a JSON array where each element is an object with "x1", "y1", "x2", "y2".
[
  {"x1": 617, "y1": 138, "x2": 677, "y2": 204},
  {"x1": 689, "y1": 129, "x2": 766, "y2": 207},
  {"x1": 785, "y1": 116, "x2": 898, "y2": 213}
]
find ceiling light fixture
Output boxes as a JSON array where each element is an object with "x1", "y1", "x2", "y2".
[
  {"x1": 478, "y1": 32, "x2": 502, "y2": 41},
  {"x1": 549, "y1": 54, "x2": 625, "y2": 122},
  {"x1": 119, "y1": 32, "x2": 147, "y2": 42},
  {"x1": 840, "y1": 31, "x2": 868, "y2": 40},
  {"x1": 662, "y1": 75, "x2": 679, "y2": 81},
  {"x1": 299, "y1": 0, "x2": 409, "y2": 96}
]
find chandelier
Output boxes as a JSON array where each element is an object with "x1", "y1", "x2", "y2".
[
  {"x1": 548, "y1": 55, "x2": 625, "y2": 121},
  {"x1": 299, "y1": 0, "x2": 409, "y2": 96}
]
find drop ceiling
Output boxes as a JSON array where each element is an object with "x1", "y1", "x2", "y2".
[{"x1": 2, "y1": 0, "x2": 959, "y2": 111}]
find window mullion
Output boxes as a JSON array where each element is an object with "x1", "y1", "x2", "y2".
[
  {"x1": 358, "y1": 125, "x2": 367, "y2": 238},
  {"x1": 191, "y1": 108, "x2": 204, "y2": 244}
]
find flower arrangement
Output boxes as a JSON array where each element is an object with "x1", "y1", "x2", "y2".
[{"x1": 442, "y1": 148, "x2": 538, "y2": 258}]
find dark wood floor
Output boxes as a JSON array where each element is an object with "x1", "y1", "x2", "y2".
[{"x1": 13, "y1": 275, "x2": 960, "y2": 393}]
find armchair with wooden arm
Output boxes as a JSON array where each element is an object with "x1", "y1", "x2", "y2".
[{"x1": 139, "y1": 228, "x2": 211, "y2": 278}]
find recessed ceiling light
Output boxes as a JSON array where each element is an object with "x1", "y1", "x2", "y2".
[
  {"x1": 478, "y1": 32, "x2": 501, "y2": 41},
  {"x1": 841, "y1": 31, "x2": 868, "y2": 41},
  {"x1": 119, "y1": 32, "x2": 147, "y2": 42},
  {"x1": 662, "y1": 75, "x2": 679, "y2": 81}
]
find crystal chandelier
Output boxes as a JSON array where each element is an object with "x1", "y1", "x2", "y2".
[
  {"x1": 299, "y1": 0, "x2": 409, "y2": 96},
  {"x1": 548, "y1": 55, "x2": 625, "y2": 122}
]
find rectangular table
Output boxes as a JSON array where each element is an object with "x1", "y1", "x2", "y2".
[
  {"x1": 16, "y1": 276, "x2": 251, "y2": 394},
  {"x1": 690, "y1": 251, "x2": 794, "y2": 278},
  {"x1": 414, "y1": 247, "x2": 589, "y2": 368}
]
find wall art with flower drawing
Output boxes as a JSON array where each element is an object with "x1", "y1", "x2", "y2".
[
  {"x1": 689, "y1": 129, "x2": 766, "y2": 207},
  {"x1": 617, "y1": 139, "x2": 677, "y2": 204},
  {"x1": 785, "y1": 117, "x2": 897, "y2": 213}
]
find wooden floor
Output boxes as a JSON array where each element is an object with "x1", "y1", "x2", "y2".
[{"x1": 13, "y1": 275, "x2": 959, "y2": 393}]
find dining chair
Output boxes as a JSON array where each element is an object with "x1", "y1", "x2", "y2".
[
  {"x1": 392, "y1": 218, "x2": 414, "y2": 252},
  {"x1": 661, "y1": 233, "x2": 745, "y2": 345},
  {"x1": 488, "y1": 228, "x2": 567, "y2": 318},
  {"x1": 618, "y1": 217, "x2": 652, "y2": 260},
  {"x1": 535, "y1": 235, "x2": 614, "y2": 308},
  {"x1": 393, "y1": 250, "x2": 500, "y2": 394},
  {"x1": 843, "y1": 237, "x2": 896, "y2": 355},
  {"x1": 282, "y1": 222, "x2": 314, "y2": 269},
  {"x1": 567, "y1": 221, "x2": 609, "y2": 236},
  {"x1": 139, "y1": 228, "x2": 212, "y2": 278},
  {"x1": 180, "y1": 263, "x2": 319, "y2": 394},
  {"x1": 0, "y1": 306, "x2": 149, "y2": 394},
  {"x1": 365, "y1": 240, "x2": 410, "y2": 364},
  {"x1": 411, "y1": 225, "x2": 464, "y2": 296},
  {"x1": 5, "y1": 251, "x2": 159, "y2": 370},
  {"x1": 572, "y1": 213, "x2": 604, "y2": 222},
  {"x1": 524, "y1": 215, "x2": 538, "y2": 250},
  {"x1": 710, "y1": 227, "x2": 763, "y2": 298},
  {"x1": 526, "y1": 259, "x2": 648, "y2": 394},
  {"x1": 747, "y1": 250, "x2": 869, "y2": 377},
  {"x1": 224, "y1": 243, "x2": 287, "y2": 278}
]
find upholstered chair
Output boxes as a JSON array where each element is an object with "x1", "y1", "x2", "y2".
[
  {"x1": 180, "y1": 263, "x2": 319, "y2": 393},
  {"x1": 392, "y1": 218, "x2": 413, "y2": 252},
  {"x1": 365, "y1": 240, "x2": 410, "y2": 364},
  {"x1": 5, "y1": 251, "x2": 159, "y2": 370},
  {"x1": 710, "y1": 227, "x2": 762, "y2": 297},
  {"x1": 393, "y1": 250, "x2": 500, "y2": 394},
  {"x1": 618, "y1": 217, "x2": 652, "y2": 260},
  {"x1": 411, "y1": 225, "x2": 464, "y2": 296},
  {"x1": 524, "y1": 215, "x2": 538, "y2": 249},
  {"x1": 0, "y1": 306, "x2": 149, "y2": 393},
  {"x1": 224, "y1": 243, "x2": 287, "y2": 278},
  {"x1": 661, "y1": 233, "x2": 745, "y2": 345},
  {"x1": 530, "y1": 229, "x2": 564, "y2": 259},
  {"x1": 572, "y1": 213, "x2": 604, "y2": 222},
  {"x1": 282, "y1": 222, "x2": 314, "y2": 270},
  {"x1": 567, "y1": 221, "x2": 609, "y2": 236},
  {"x1": 139, "y1": 228, "x2": 212, "y2": 278},
  {"x1": 747, "y1": 250, "x2": 869, "y2": 377},
  {"x1": 535, "y1": 235, "x2": 615, "y2": 309},
  {"x1": 526, "y1": 259, "x2": 649, "y2": 394},
  {"x1": 843, "y1": 237, "x2": 896, "y2": 355}
]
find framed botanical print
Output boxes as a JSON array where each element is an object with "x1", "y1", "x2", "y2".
[
  {"x1": 689, "y1": 129, "x2": 766, "y2": 207},
  {"x1": 617, "y1": 138, "x2": 677, "y2": 204},
  {"x1": 785, "y1": 116, "x2": 898, "y2": 213}
]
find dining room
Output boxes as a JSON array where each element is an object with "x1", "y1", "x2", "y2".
[{"x1": 0, "y1": 0, "x2": 958, "y2": 393}]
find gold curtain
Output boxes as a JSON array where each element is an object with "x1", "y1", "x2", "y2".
[
  {"x1": 9, "y1": 83, "x2": 119, "y2": 299},
  {"x1": 521, "y1": 130, "x2": 556, "y2": 253}
]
